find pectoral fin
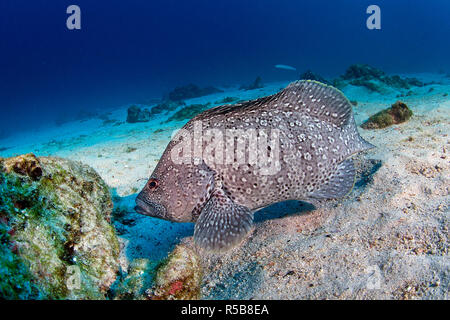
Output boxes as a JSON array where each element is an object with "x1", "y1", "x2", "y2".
[{"x1": 194, "y1": 189, "x2": 253, "y2": 252}]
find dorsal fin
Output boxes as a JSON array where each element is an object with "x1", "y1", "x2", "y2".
[
  {"x1": 195, "y1": 95, "x2": 275, "y2": 119},
  {"x1": 278, "y1": 80, "x2": 353, "y2": 127}
]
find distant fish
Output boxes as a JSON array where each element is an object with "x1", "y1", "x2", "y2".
[
  {"x1": 275, "y1": 64, "x2": 297, "y2": 71},
  {"x1": 135, "y1": 81, "x2": 374, "y2": 252}
]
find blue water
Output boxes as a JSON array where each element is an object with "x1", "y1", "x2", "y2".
[{"x1": 1, "y1": 0, "x2": 449, "y2": 135}]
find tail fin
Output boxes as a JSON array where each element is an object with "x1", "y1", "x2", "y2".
[{"x1": 360, "y1": 137, "x2": 376, "y2": 152}]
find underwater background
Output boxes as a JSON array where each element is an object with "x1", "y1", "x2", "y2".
[
  {"x1": 0, "y1": 0, "x2": 449, "y2": 299},
  {"x1": 1, "y1": 0, "x2": 450, "y2": 135}
]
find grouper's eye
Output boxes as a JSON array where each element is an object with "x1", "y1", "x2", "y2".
[{"x1": 147, "y1": 178, "x2": 159, "y2": 190}]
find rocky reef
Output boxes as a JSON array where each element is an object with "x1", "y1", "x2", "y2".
[
  {"x1": 0, "y1": 154, "x2": 120, "y2": 299},
  {"x1": 150, "y1": 100, "x2": 186, "y2": 116},
  {"x1": 339, "y1": 64, "x2": 425, "y2": 92},
  {"x1": 126, "y1": 101, "x2": 189, "y2": 123},
  {"x1": 0, "y1": 154, "x2": 203, "y2": 301},
  {"x1": 164, "y1": 103, "x2": 211, "y2": 123},
  {"x1": 146, "y1": 244, "x2": 202, "y2": 300},
  {"x1": 126, "y1": 105, "x2": 151, "y2": 123},
  {"x1": 362, "y1": 101, "x2": 413, "y2": 129},
  {"x1": 240, "y1": 76, "x2": 264, "y2": 91},
  {"x1": 342, "y1": 64, "x2": 385, "y2": 81}
]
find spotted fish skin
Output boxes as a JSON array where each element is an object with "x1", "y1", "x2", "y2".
[{"x1": 135, "y1": 81, "x2": 374, "y2": 252}]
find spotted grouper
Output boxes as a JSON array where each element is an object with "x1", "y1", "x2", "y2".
[{"x1": 135, "y1": 80, "x2": 374, "y2": 251}]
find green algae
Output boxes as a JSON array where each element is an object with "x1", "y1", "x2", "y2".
[
  {"x1": 0, "y1": 154, "x2": 120, "y2": 299},
  {"x1": 0, "y1": 220, "x2": 43, "y2": 299}
]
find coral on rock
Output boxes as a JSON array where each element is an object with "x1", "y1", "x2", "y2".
[
  {"x1": 146, "y1": 244, "x2": 202, "y2": 300},
  {"x1": 361, "y1": 101, "x2": 413, "y2": 129},
  {"x1": 0, "y1": 154, "x2": 120, "y2": 299}
]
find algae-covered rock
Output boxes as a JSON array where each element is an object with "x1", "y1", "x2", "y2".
[
  {"x1": 126, "y1": 105, "x2": 151, "y2": 123},
  {"x1": 361, "y1": 101, "x2": 413, "y2": 129},
  {"x1": 146, "y1": 244, "x2": 202, "y2": 300},
  {"x1": 342, "y1": 64, "x2": 386, "y2": 80},
  {"x1": 0, "y1": 154, "x2": 120, "y2": 299},
  {"x1": 164, "y1": 103, "x2": 211, "y2": 123},
  {"x1": 150, "y1": 100, "x2": 186, "y2": 116},
  {"x1": 341, "y1": 64, "x2": 424, "y2": 91}
]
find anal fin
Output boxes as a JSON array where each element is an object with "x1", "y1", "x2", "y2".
[
  {"x1": 311, "y1": 159, "x2": 356, "y2": 199},
  {"x1": 194, "y1": 189, "x2": 253, "y2": 252}
]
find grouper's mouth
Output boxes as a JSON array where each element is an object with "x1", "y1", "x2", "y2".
[{"x1": 134, "y1": 196, "x2": 167, "y2": 219}]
